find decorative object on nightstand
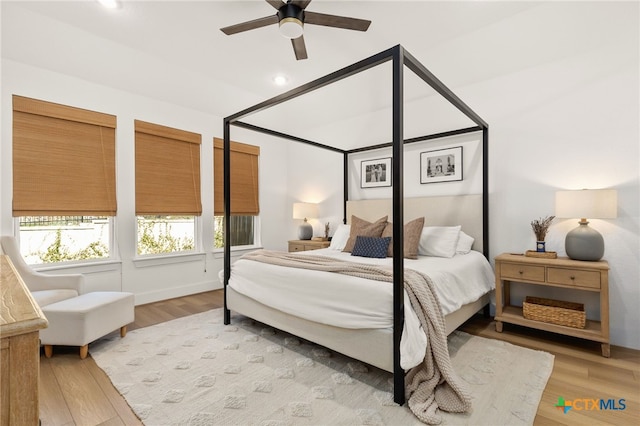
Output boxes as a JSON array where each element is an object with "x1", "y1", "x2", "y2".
[
  {"x1": 311, "y1": 222, "x2": 331, "y2": 242},
  {"x1": 555, "y1": 189, "x2": 617, "y2": 261},
  {"x1": 293, "y1": 202, "x2": 317, "y2": 240},
  {"x1": 530, "y1": 215, "x2": 555, "y2": 253},
  {"x1": 526, "y1": 216, "x2": 557, "y2": 258}
]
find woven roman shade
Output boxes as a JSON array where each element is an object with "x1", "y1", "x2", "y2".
[
  {"x1": 12, "y1": 95, "x2": 117, "y2": 216},
  {"x1": 135, "y1": 120, "x2": 202, "y2": 216},
  {"x1": 213, "y1": 138, "x2": 260, "y2": 216}
]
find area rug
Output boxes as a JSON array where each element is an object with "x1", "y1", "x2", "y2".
[{"x1": 91, "y1": 309, "x2": 553, "y2": 425}]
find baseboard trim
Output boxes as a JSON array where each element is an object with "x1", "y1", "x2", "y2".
[{"x1": 133, "y1": 280, "x2": 220, "y2": 305}]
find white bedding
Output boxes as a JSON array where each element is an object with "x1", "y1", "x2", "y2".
[{"x1": 228, "y1": 248, "x2": 494, "y2": 369}]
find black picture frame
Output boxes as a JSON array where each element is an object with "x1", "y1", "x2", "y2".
[
  {"x1": 420, "y1": 146, "x2": 463, "y2": 184},
  {"x1": 361, "y1": 157, "x2": 392, "y2": 188}
]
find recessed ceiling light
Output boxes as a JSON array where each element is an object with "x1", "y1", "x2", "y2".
[
  {"x1": 273, "y1": 75, "x2": 289, "y2": 86},
  {"x1": 97, "y1": 0, "x2": 119, "y2": 9}
]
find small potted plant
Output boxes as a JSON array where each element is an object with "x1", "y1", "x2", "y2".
[{"x1": 531, "y1": 215, "x2": 555, "y2": 252}]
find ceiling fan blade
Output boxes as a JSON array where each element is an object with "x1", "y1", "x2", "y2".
[
  {"x1": 304, "y1": 11, "x2": 371, "y2": 31},
  {"x1": 291, "y1": 36, "x2": 308, "y2": 60},
  {"x1": 265, "y1": 0, "x2": 284, "y2": 10},
  {"x1": 220, "y1": 15, "x2": 279, "y2": 35},
  {"x1": 290, "y1": 0, "x2": 312, "y2": 9}
]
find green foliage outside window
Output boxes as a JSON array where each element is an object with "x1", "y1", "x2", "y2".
[
  {"x1": 37, "y1": 229, "x2": 108, "y2": 263},
  {"x1": 214, "y1": 216, "x2": 224, "y2": 248},
  {"x1": 137, "y1": 219, "x2": 194, "y2": 255}
]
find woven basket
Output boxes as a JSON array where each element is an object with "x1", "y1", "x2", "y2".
[{"x1": 523, "y1": 296, "x2": 586, "y2": 328}]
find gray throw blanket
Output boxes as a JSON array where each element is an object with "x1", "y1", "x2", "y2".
[{"x1": 241, "y1": 249, "x2": 471, "y2": 424}]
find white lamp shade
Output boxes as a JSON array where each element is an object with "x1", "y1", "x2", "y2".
[
  {"x1": 555, "y1": 189, "x2": 617, "y2": 219},
  {"x1": 293, "y1": 202, "x2": 317, "y2": 220},
  {"x1": 279, "y1": 18, "x2": 303, "y2": 39}
]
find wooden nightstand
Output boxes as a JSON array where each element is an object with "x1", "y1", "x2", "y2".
[
  {"x1": 494, "y1": 253, "x2": 610, "y2": 357},
  {"x1": 288, "y1": 240, "x2": 330, "y2": 252}
]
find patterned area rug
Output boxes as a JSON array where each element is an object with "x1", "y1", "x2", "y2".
[{"x1": 91, "y1": 309, "x2": 553, "y2": 425}]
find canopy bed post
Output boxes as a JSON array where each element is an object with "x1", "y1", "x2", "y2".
[
  {"x1": 223, "y1": 119, "x2": 232, "y2": 325},
  {"x1": 343, "y1": 153, "x2": 349, "y2": 224},
  {"x1": 482, "y1": 127, "x2": 490, "y2": 258},
  {"x1": 391, "y1": 45, "x2": 406, "y2": 406}
]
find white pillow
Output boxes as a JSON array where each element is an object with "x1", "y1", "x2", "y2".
[
  {"x1": 418, "y1": 226, "x2": 461, "y2": 258},
  {"x1": 328, "y1": 224, "x2": 351, "y2": 250},
  {"x1": 456, "y1": 231, "x2": 475, "y2": 254}
]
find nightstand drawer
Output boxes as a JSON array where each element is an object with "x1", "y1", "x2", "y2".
[
  {"x1": 289, "y1": 243, "x2": 306, "y2": 252},
  {"x1": 501, "y1": 263, "x2": 545, "y2": 282},
  {"x1": 547, "y1": 268, "x2": 601, "y2": 289},
  {"x1": 288, "y1": 240, "x2": 331, "y2": 252}
]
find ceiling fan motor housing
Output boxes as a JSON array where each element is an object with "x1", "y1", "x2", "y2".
[{"x1": 278, "y1": 4, "x2": 304, "y2": 27}]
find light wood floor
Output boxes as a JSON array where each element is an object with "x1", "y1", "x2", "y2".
[{"x1": 39, "y1": 290, "x2": 639, "y2": 426}]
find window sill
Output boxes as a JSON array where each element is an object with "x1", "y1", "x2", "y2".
[
  {"x1": 34, "y1": 259, "x2": 122, "y2": 274},
  {"x1": 133, "y1": 252, "x2": 206, "y2": 268}
]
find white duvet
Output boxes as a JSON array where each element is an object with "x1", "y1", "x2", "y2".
[{"x1": 227, "y1": 248, "x2": 494, "y2": 369}]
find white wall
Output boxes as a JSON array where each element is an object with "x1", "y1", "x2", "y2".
[{"x1": 286, "y1": 142, "x2": 344, "y2": 239}]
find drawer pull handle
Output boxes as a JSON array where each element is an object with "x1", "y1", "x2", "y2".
[
  {"x1": 519, "y1": 270, "x2": 524, "y2": 275},
  {"x1": 570, "y1": 275, "x2": 575, "y2": 280}
]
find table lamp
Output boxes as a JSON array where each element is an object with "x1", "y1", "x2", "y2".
[
  {"x1": 555, "y1": 189, "x2": 617, "y2": 261},
  {"x1": 293, "y1": 202, "x2": 317, "y2": 240}
]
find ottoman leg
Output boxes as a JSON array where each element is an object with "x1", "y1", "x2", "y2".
[
  {"x1": 120, "y1": 325, "x2": 127, "y2": 338},
  {"x1": 79, "y1": 345, "x2": 89, "y2": 359},
  {"x1": 44, "y1": 345, "x2": 53, "y2": 358}
]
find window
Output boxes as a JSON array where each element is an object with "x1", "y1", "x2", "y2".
[
  {"x1": 213, "y1": 215, "x2": 255, "y2": 248},
  {"x1": 137, "y1": 215, "x2": 196, "y2": 255},
  {"x1": 12, "y1": 95, "x2": 116, "y2": 264},
  {"x1": 213, "y1": 138, "x2": 260, "y2": 248},
  {"x1": 135, "y1": 120, "x2": 202, "y2": 255},
  {"x1": 19, "y1": 216, "x2": 110, "y2": 264}
]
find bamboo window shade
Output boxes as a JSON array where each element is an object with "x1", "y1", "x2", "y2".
[
  {"x1": 213, "y1": 138, "x2": 260, "y2": 216},
  {"x1": 135, "y1": 120, "x2": 202, "y2": 216},
  {"x1": 12, "y1": 95, "x2": 117, "y2": 216}
]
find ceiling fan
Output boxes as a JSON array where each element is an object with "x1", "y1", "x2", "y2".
[{"x1": 220, "y1": 0, "x2": 371, "y2": 60}]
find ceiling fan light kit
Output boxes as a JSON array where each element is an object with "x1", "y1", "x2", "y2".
[
  {"x1": 221, "y1": 0, "x2": 371, "y2": 60},
  {"x1": 279, "y1": 18, "x2": 303, "y2": 39}
]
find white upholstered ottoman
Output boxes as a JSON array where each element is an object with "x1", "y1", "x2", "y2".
[{"x1": 40, "y1": 291, "x2": 135, "y2": 359}]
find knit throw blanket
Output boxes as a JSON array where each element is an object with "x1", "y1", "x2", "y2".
[{"x1": 240, "y1": 250, "x2": 471, "y2": 424}]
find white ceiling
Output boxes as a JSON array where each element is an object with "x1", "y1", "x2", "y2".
[{"x1": 2, "y1": 0, "x2": 636, "y2": 148}]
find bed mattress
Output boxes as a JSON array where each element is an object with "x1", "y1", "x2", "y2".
[{"x1": 227, "y1": 248, "x2": 494, "y2": 369}]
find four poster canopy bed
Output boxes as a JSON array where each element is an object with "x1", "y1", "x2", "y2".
[{"x1": 222, "y1": 45, "x2": 491, "y2": 420}]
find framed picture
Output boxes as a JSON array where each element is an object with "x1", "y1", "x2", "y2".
[
  {"x1": 420, "y1": 146, "x2": 463, "y2": 184},
  {"x1": 361, "y1": 157, "x2": 391, "y2": 188}
]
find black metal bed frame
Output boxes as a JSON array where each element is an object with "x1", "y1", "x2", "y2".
[{"x1": 222, "y1": 44, "x2": 489, "y2": 405}]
